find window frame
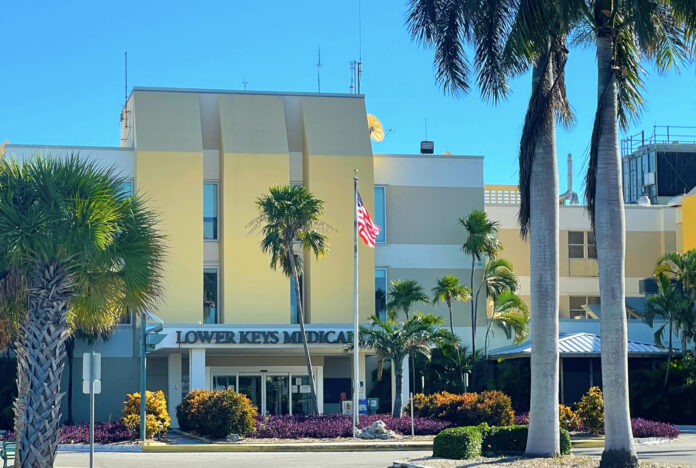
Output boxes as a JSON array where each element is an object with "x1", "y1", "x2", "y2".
[
  {"x1": 568, "y1": 231, "x2": 585, "y2": 259},
  {"x1": 375, "y1": 267, "x2": 388, "y2": 321},
  {"x1": 374, "y1": 185, "x2": 387, "y2": 244},
  {"x1": 203, "y1": 265, "x2": 220, "y2": 324},
  {"x1": 204, "y1": 181, "x2": 219, "y2": 241}
]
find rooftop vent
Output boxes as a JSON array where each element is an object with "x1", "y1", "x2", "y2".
[{"x1": 420, "y1": 140, "x2": 434, "y2": 154}]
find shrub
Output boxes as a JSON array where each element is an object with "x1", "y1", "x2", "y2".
[
  {"x1": 121, "y1": 390, "x2": 171, "y2": 439},
  {"x1": 576, "y1": 386, "x2": 604, "y2": 435},
  {"x1": 176, "y1": 389, "x2": 257, "y2": 438},
  {"x1": 513, "y1": 412, "x2": 529, "y2": 425},
  {"x1": 59, "y1": 421, "x2": 134, "y2": 444},
  {"x1": 559, "y1": 404, "x2": 582, "y2": 431},
  {"x1": 482, "y1": 425, "x2": 571, "y2": 456},
  {"x1": 176, "y1": 389, "x2": 211, "y2": 433},
  {"x1": 631, "y1": 418, "x2": 679, "y2": 439},
  {"x1": 411, "y1": 391, "x2": 514, "y2": 427},
  {"x1": 253, "y1": 414, "x2": 451, "y2": 438},
  {"x1": 433, "y1": 426, "x2": 484, "y2": 459},
  {"x1": 200, "y1": 389, "x2": 257, "y2": 438}
]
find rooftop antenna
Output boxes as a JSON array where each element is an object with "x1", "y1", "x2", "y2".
[
  {"x1": 124, "y1": 51, "x2": 128, "y2": 105},
  {"x1": 243, "y1": 78, "x2": 248, "y2": 91},
  {"x1": 354, "y1": 0, "x2": 363, "y2": 94},
  {"x1": 317, "y1": 46, "x2": 322, "y2": 93},
  {"x1": 349, "y1": 61, "x2": 356, "y2": 93}
]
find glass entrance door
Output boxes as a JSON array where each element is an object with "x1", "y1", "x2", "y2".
[
  {"x1": 265, "y1": 375, "x2": 289, "y2": 415},
  {"x1": 238, "y1": 375, "x2": 262, "y2": 411}
]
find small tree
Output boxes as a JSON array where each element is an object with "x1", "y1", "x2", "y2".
[
  {"x1": 431, "y1": 275, "x2": 471, "y2": 390},
  {"x1": 253, "y1": 185, "x2": 328, "y2": 415},
  {"x1": 460, "y1": 210, "x2": 501, "y2": 374},
  {"x1": 354, "y1": 313, "x2": 456, "y2": 416},
  {"x1": 485, "y1": 290, "x2": 530, "y2": 358},
  {"x1": 387, "y1": 279, "x2": 430, "y2": 321}
]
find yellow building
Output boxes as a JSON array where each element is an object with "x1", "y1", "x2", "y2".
[{"x1": 3, "y1": 87, "x2": 485, "y2": 424}]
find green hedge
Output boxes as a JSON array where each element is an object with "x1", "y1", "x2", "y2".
[
  {"x1": 433, "y1": 425, "x2": 487, "y2": 459},
  {"x1": 433, "y1": 424, "x2": 571, "y2": 459}
]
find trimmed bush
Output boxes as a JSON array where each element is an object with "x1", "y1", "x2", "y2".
[
  {"x1": 176, "y1": 389, "x2": 257, "y2": 438},
  {"x1": 254, "y1": 414, "x2": 451, "y2": 438},
  {"x1": 433, "y1": 426, "x2": 485, "y2": 459},
  {"x1": 412, "y1": 391, "x2": 514, "y2": 427},
  {"x1": 176, "y1": 389, "x2": 212, "y2": 433},
  {"x1": 631, "y1": 418, "x2": 679, "y2": 439},
  {"x1": 482, "y1": 425, "x2": 571, "y2": 456},
  {"x1": 121, "y1": 390, "x2": 170, "y2": 438},
  {"x1": 576, "y1": 387, "x2": 604, "y2": 435},
  {"x1": 559, "y1": 404, "x2": 582, "y2": 432}
]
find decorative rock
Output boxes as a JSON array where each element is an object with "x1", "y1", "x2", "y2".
[
  {"x1": 356, "y1": 420, "x2": 397, "y2": 439},
  {"x1": 226, "y1": 434, "x2": 242, "y2": 442}
]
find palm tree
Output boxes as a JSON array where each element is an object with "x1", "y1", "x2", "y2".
[
  {"x1": 582, "y1": 5, "x2": 695, "y2": 466},
  {"x1": 477, "y1": 258, "x2": 519, "y2": 304},
  {"x1": 484, "y1": 290, "x2": 530, "y2": 358},
  {"x1": 0, "y1": 155, "x2": 164, "y2": 468},
  {"x1": 407, "y1": 0, "x2": 586, "y2": 456},
  {"x1": 431, "y1": 275, "x2": 471, "y2": 390},
  {"x1": 459, "y1": 210, "x2": 501, "y2": 369},
  {"x1": 387, "y1": 279, "x2": 430, "y2": 321},
  {"x1": 254, "y1": 185, "x2": 329, "y2": 415},
  {"x1": 354, "y1": 313, "x2": 456, "y2": 416},
  {"x1": 644, "y1": 272, "x2": 689, "y2": 387}
]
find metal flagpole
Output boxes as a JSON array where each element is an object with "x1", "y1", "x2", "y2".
[{"x1": 353, "y1": 170, "x2": 360, "y2": 437}]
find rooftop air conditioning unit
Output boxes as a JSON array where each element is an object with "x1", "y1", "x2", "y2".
[
  {"x1": 643, "y1": 172, "x2": 656, "y2": 186},
  {"x1": 420, "y1": 140, "x2": 434, "y2": 154}
]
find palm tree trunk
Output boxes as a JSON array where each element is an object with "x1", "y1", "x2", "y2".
[
  {"x1": 595, "y1": 33, "x2": 638, "y2": 468},
  {"x1": 470, "y1": 257, "x2": 477, "y2": 380},
  {"x1": 14, "y1": 260, "x2": 73, "y2": 468},
  {"x1": 484, "y1": 321, "x2": 493, "y2": 359},
  {"x1": 448, "y1": 301, "x2": 466, "y2": 392},
  {"x1": 393, "y1": 359, "x2": 404, "y2": 417},
  {"x1": 66, "y1": 337, "x2": 75, "y2": 425},
  {"x1": 525, "y1": 56, "x2": 561, "y2": 457},
  {"x1": 288, "y1": 250, "x2": 319, "y2": 415},
  {"x1": 664, "y1": 320, "x2": 672, "y2": 388}
]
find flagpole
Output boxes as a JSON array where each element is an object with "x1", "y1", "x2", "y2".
[{"x1": 353, "y1": 169, "x2": 360, "y2": 437}]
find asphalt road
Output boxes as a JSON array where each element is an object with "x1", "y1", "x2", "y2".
[
  {"x1": 574, "y1": 440, "x2": 696, "y2": 466},
  {"x1": 55, "y1": 450, "x2": 430, "y2": 468}
]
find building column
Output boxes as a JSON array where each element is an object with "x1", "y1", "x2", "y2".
[
  {"x1": 168, "y1": 353, "x2": 182, "y2": 427},
  {"x1": 316, "y1": 366, "x2": 324, "y2": 414},
  {"x1": 189, "y1": 348, "x2": 206, "y2": 390}
]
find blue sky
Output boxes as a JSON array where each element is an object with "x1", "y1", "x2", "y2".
[{"x1": 2, "y1": 0, "x2": 695, "y2": 190}]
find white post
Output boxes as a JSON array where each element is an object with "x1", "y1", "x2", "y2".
[
  {"x1": 401, "y1": 355, "x2": 410, "y2": 412},
  {"x1": 353, "y1": 170, "x2": 360, "y2": 436},
  {"x1": 410, "y1": 392, "x2": 414, "y2": 437},
  {"x1": 167, "y1": 353, "x2": 182, "y2": 427},
  {"x1": 89, "y1": 350, "x2": 95, "y2": 468},
  {"x1": 189, "y1": 349, "x2": 206, "y2": 390}
]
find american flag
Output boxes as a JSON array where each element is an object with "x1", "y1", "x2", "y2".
[{"x1": 357, "y1": 192, "x2": 381, "y2": 247}]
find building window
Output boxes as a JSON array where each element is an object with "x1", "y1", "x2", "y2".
[
  {"x1": 120, "y1": 180, "x2": 134, "y2": 197},
  {"x1": 568, "y1": 231, "x2": 596, "y2": 259},
  {"x1": 374, "y1": 186, "x2": 386, "y2": 243},
  {"x1": 290, "y1": 275, "x2": 304, "y2": 324},
  {"x1": 204, "y1": 267, "x2": 219, "y2": 324},
  {"x1": 375, "y1": 268, "x2": 387, "y2": 321},
  {"x1": 569, "y1": 296, "x2": 600, "y2": 319},
  {"x1": 204, "y1": 183, "x2": 218, "y2": 240}
]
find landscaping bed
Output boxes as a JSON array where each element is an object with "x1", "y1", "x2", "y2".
[
  {"x1": 0, "y1": 421, "x2": 134, "y2": 444},
  {"x1": 396, "y1": 455, "x2": 682, "y2": 468}
]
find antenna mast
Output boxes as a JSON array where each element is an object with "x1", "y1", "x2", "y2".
[
  {"x1": 317, "y1": 46, "x2": 322, "y2": 93},
  {"x1": 357, "y1": 0, "x2": 362, "y2": 93},
  {"x1": 124, "y1": 51, "x2": 128, "y2": 105},
  {"x1": 243, "y1": 78, "x2": 248, "y2": 91}
]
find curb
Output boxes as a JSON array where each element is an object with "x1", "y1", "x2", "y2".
[
  {"x1": 143, "y1": 442, "x2": 433, "y2": 453},
  {"x1": 57, "y1": 444, "x2": 142, "y2": 453}
]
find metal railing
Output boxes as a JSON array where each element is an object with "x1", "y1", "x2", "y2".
[{"x1": 621, "y1": 125, "x2": 696, "y2": 156}]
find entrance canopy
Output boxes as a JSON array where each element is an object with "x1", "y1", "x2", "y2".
[{"x1": 489, "y1": 332, "x2": 680, "y2": 359}]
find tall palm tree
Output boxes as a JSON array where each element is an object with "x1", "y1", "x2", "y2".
[
  {"x1": 583, "y1": 5, "x2": 695, "y2": 466},
  {"x1": 387, "y1": 279, "x2": 430, "y2": 321},
  {"x1": 477, "y1": 258, "x2": 519, "y2": 304},
  {"x1": 354, "y1": 313, "x2": 456, "y2": 416},
  {"x1": 0, "y1": 156, "x2": 164, "y2": 468},
  {"x1": 484, "y1": 290, "x2": 530, "y2": 358},
  {"x1": 254, "y1": 185, "x2": 328, "y2": 415},
  {"x1": 459, "y1": 210, "x2": 501, "y2": 370},
  {"x1": 407, "y1": 0, "x2": 582, "y2": 456},
  {"x1": 431, "y1": 275, "x2": 471, "y2": 390},
  {"x1": 644, "y1": 272, "x2": 689, "y2": 387}
]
